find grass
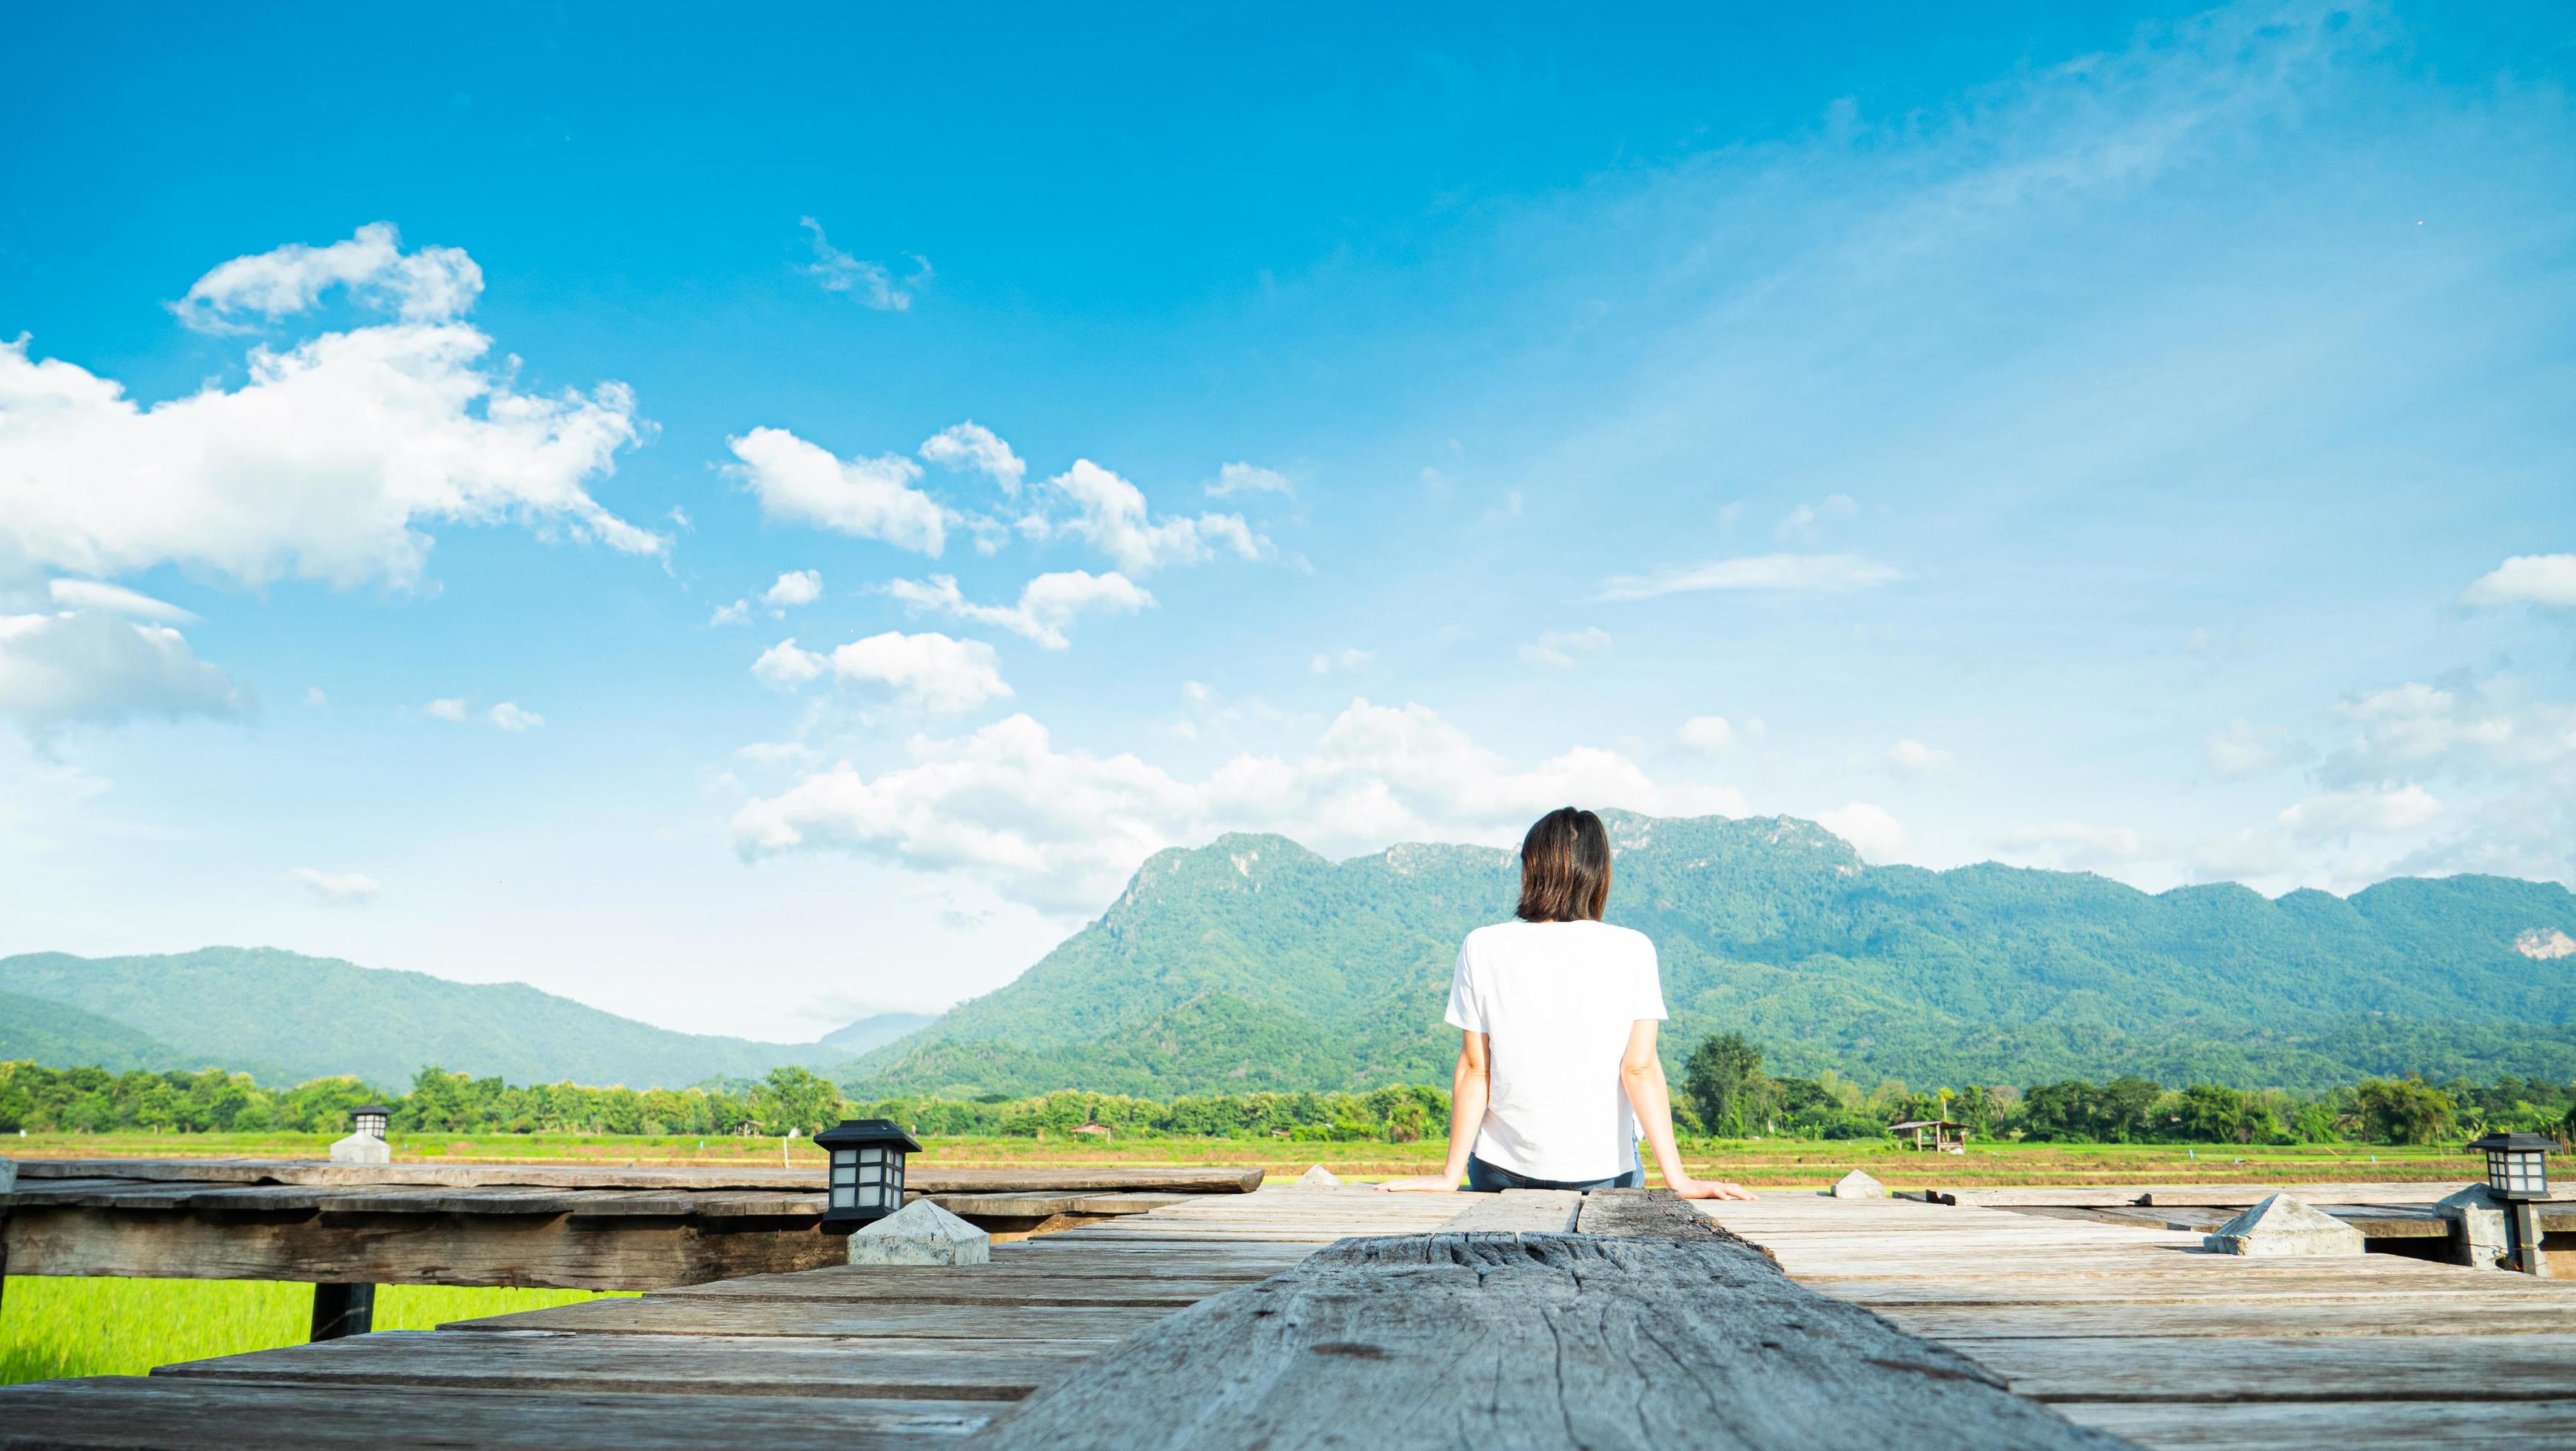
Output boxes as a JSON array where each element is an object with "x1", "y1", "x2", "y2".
[{"x1": 0, "y1": 1278, "x2": 630, "y2": 1387}]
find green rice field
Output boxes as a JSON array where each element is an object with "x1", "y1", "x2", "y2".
[{"x1": 0, "y1": 1279, "x2": 630, "y2": 1387}]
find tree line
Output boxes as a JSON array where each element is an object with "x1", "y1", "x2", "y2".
[
  {"x1": 0, "y1": 1061, "x2": 1449, "y2": 1143},
  {"x1": 1676, "y1": 1032, "x2": 2576, "y2": 1147},
  {"x1": 5, "y1": 1044, "x2": 2572, "y2": 1147}
]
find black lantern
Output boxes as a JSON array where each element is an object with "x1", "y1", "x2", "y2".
[
  {"x1": 813, "y1": 1119, "x2": 922, "y2": 1229},
  {"x1": 2468, "y1": 1130, "x2": 2552, "y2": 1202},
  {"x1": 351, "y1": 1105, "x2": 392, "y2": 1140}
]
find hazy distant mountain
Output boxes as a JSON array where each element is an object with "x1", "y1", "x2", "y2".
[
  {"x1": 845, "y1": 812, "x2": 2576, "y2": 1097},
  {"x1": 0, "y1": 947, "x2": 854, "y2": 1089},
  {"x1": 820, "y1": 1011, "x2": 939, "y2": 1056}
]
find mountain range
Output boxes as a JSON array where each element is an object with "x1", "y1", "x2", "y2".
[
  {"x1": 841, "y1": 812, "x2": 2576, "y2": 1097},
  {"x1": 9, "y1": 814, "x2": 2573, "y2": 1096},
  {"x1": 0, "y1": 947, "x2": 860, "y2": 1088}
]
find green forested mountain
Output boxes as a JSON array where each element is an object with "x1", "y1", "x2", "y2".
[
  {"x1": 846, "y1": 813, "x2": 2576, "y2": 1097},
  {"x1": 0, "y1": 947, "x2": 854, "y2": 1088},
  {"x1": 0, "y1": 990, "x2": 197, "y2": 1074}
]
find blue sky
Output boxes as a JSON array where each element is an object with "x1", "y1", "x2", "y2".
[{"x1": 3, "y1": 2, "x2": 2572, "y2": 1042}]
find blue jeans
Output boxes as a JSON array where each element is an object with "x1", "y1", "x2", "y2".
[{"x1": 1464, "y1": 1155, "x2": 1644, "y2": 1193}]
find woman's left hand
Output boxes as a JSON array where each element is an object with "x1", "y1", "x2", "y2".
[{"x1": 1375, "y1": 1174, "x2": 1462, "y2": 1192}]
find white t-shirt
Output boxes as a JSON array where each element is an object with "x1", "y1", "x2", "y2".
[{"x1": 1442, "y1": 919, "x2": 1668, "y2": 1182}]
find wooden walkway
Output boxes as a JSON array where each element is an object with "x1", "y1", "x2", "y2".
[
  {"x1": 4, "y1": 1185, "x2": 2573, "y2": 1447},
  {"x1": 1700, "y1": 1194, "x2": 2576, "y2": 1447},
  {"x1": 0, "y1": 1186, "x2": 1477, "y2": 1448},
  {"x1": 1, "y1": 1159, "x2": 1264, "y2": 1292}
]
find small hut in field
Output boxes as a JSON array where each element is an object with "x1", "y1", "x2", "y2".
[{"x1": 1888, "y1": 1119, "x2": 1966, "y2": 1154}]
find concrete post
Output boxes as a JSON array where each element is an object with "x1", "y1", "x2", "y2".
[{"x1": 2438, "y1": 1184, "x2": 2515, "y2": 1270}]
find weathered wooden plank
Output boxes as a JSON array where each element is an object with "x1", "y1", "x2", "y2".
[
  {"x1": 2, "y1": 1203, "x2": 843, "y2": 1288},
  {"x1": 2058, "y1": 1397, "x2": 2576, "y2": 1450},
  {"x1": 440, "y1": 1295, "x2": 1171, "y2": 1340},
  {"x1": 1813, "y1": 1274, "x2": 2572, "y2": 1307},
  {"x1": 2136, "y1": 1182, "x2": 2504, "y2": 1207},
  {"x1": 653, "y1": 1268, "x2": 1252, "y2": 1307},
  {"x1": 1953, "y1": 1333, "x2": 2576, "y2": 1403},
  {"x1": 1435, "y1": 1190, "x2": 1581, "y2": 1233},
  {"x1": 925, "y1": 1192, "x2": 1193, "y2": 1219},
  {"x1": 1888, "y1": 1298, "x2": 2576, "y2": 1340},
  {"x1": 0, "y1": 1378, "x2": 990, "y2": 1450},
  {"x1": 1932, "y1": 1188, "x2": 2149, "y2": 1207},
  {"x1": 976, "y1": 1230, "x2": 2124, "y2": 1450},
  {"x1": 10, "y1": 1159, "x2": 1263, "y2": 1195},
  {"x1": 152, "y1": 1330, "x2": 1100, "y2": 1401}
]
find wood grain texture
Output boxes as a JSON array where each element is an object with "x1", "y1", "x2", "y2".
[
  {"x1": 440, "y1": 1294, "x2": 1170, "y2": 1340},
  {"x1": 3, "y1": 1204, "x2": 845, "y2": 1288},
  {"x1": 1955, "y1": 1333, "x2": 2576, "y2": 1403},
  {"x1": 1433, "y1": 1189, "x2": 1580, "y2": 1233},
  {"x1": 2057, "y1": 1397, "x2": 2576, "y2": 1450},
  {"x1": 975, "y1": 1231, "x2": 2127, "y2": 1450},
  {"x1": 151, "y1": 1330, "x2": 1101, "y2": 1401},
  {"x1": 653, "y1": 1268, "x2": 1254, "y2": 1307},
  {"x1": 1887, "y1": 1297, "x2": 2576, "y2": 1340},
  {"x1": 0, "y1": 1378, "x2": 993, "y2": 1450}
]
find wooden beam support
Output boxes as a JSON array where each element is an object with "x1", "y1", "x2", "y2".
[{"x1": 309, "y1": 1282, "x2": 375, "y2": 1341}]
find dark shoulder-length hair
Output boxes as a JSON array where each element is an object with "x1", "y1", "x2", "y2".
[{"x1": 1516, "y1": 807, "x2": 1611, "y2": 922}]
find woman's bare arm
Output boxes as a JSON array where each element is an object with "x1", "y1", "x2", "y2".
[
  {"x1": 1621, "y1": 1019, "x2": 1755, "y2": 1201},
  {"x1": 1377, "y1": 1031, "x2": 1489, "y2": 1191}
]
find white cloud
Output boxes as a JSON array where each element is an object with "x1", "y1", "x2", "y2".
[
  {"x1": 751, "y1": 640, "x2": 826, "y2": 689},
  {"x1": 919, "y1": 423, "x2": 1026, "y2": 497},
  {"x1": 1815, "y1": 802, "x2": 1905, "y2": 862},
  {"x1": 731, "y1": 699, "x2": 1738, "y2": 913},
  {"x1": 44, "y1": 580, "x2": 197, "y2": 624},
  {"x1": 2206, "y1": 720, "x2": 2293, "y2": 777},
  {"x1": 827, "y1": 632, "x2": 1013, "y2": 713},
  {"x1": 709, "y1": 599, "x2": 753, "y2": 626},
  {"x1": 725, "y1": 427, "x2": 948, "y2": 554},
  {"x1": 883, "y1": 571, "x2": 1155, "y2": 649},
  {"x1": 0, "y1": 611, "x2": 248, "y2": 735},
  {"x1": 1774, "y1": 494, "x2": 1857, "y2": 541},
  {"x1": 1595, "y1": 554, "x2": 1899, "y2": 600},
  {"x1": 175, "y1": 222, "x2": 480, "y2": 332},
  {"x1": 2321, "y1": 679, "x2": 2576, "y2": 786},
  {"x1": 762, "y1": 570, "x2": 823, "y2": 610},
  {"x1": 1206, "y1": 462, "x2": 1294, "y2": 499},
  {"x1": 305, "y1": 686, "x2": 327, "y2": 706},
  {"x1": 289, "y1": 867, "x2": 383, "y2": 905},
  {"x1": 2277, "y1": 783, "x2": 2445, "y2": 840},
  {"x1": 736, "y1": 740, "x2": 822, "y2": 770},
  {"x1": 796, "y1": 218, "x2": 928, "y2": 311},
  {"x1": 489, "y1": 702, "x2": 543, "y2": 732},
  {"x1": 1519, "y1": 627, "x2": 1612, "y2": 668},
  {"x1": 1309, "y1": 648, "x2": 1373, "y2": 676},
  {"x1": 1882, "y1": 738, "x2": 1953, "y2": 777},
  {"x1": 1027, "y1": 460, "x2": 1266, "y2": 574},
  {"x1": 1676, "y1": 715, "x2": 1736, "y2": 753},
  {"x1": 2460, "y1": 554, "x2": 2576, "y2": 611},
  {"x1": 424, "y1": 697, "x2": 472, "y2": 722},
  {"x1": 1999, "y1": 821, "x2": 2150, "y2": 874},
  {"x1": 1, "y1": 229, "x2": 659, "y2": 592}
]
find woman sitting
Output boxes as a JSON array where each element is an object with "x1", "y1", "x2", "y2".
[{"x1": 1381, "y1": 806, "x2": 1754, "y2": 1200}]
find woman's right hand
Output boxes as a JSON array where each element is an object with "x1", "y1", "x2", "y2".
[{"x1": 1670, "y1": 1176, "x2": 1758, "y2": 1202}]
